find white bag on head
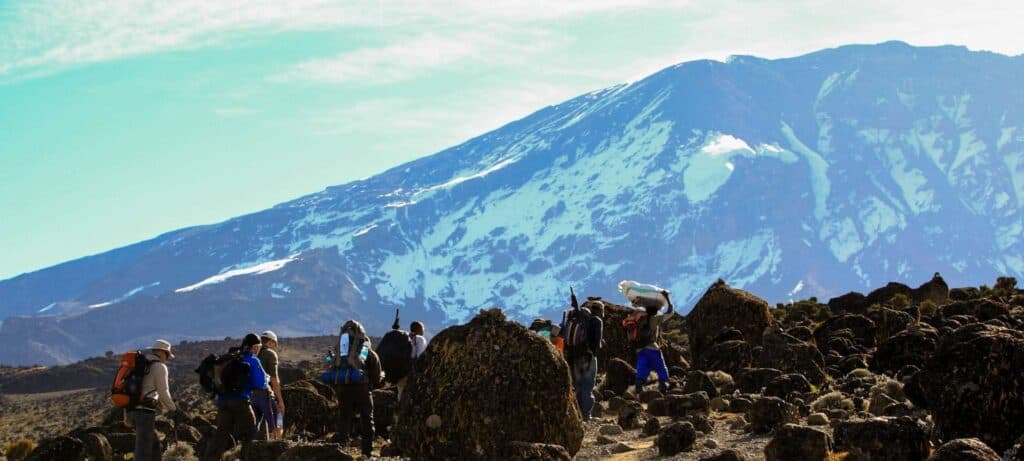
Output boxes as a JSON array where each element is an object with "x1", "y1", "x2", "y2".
[{"x1": 618, "y1": 280, "x2": 670, "y2": 309}]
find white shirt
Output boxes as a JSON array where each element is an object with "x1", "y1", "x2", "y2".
[{"x1": 411, "y1": 335, "x2": 428, "y2": 358}]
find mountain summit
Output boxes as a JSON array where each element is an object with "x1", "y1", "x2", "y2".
[{"x1": 2, "y1": 41, "x2": 1022, "y2": 364}]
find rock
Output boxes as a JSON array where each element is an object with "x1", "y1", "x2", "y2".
[
  {"x1": 617, "y1": 401, "x2": 643, "y2": 430},
  {"x1": 241, "y1": 440, "x2": 293, "y2": 461},
  {"x1": 642, "y1": 417, "x2": 661, "y2": 437},
  {"x1": 866, "y1": 282, "x2": 914, "y2": 306},
  {"x1": 834, "y1": 417, "x2": 929, "y2": 461},
  {"x1": 596, "y1": 435, "x2": 616, "y2": 445},
  {"x1": 807, "y1": 413, "x2": 830, "y2": 426},
  {"x1": 609, "y1": 442, "x2": 634, "y2": 454},
  {"x1": 426, "y1": 413, "x2": 442, "y2": 429},
  {"x1": 734, "y1": 367, "x2": 784, "y2": 393},
  {"x1": 929, "y1": 438, "x2": 1001, "y2": 461},
  {"x1": 281, "y1": 380, "x2": 334, "y2": 436},
  {"x1": 687, "y1": 280, "x2": 773, "y2": 360},
  {"x1": 710, "y1": 396, "x2": 730, "y2": 412},
  {"x1": 104, "y1": 433, "x2": 134, "y2": 455},
  {"x1": 912, "y1": 273, "x2": 949, "y2": 304},
  {"x1": 914, "y1": 323, "x2": 1024, "y2": 451},
  {"x1": 873, "y1": 308, "x2": 916, "y2": 342},
  {"x1": 829, "y1": 292, "x2": 869, "y2": 314},
  {"x1": 391, "y1": 309, "x2": 584, "y2": 458},
  {"x1": 747, "y1": 396, "x2": 798, "y2": 433},
  {"x1": 607, "y1": 396, "x2": 627, "y2": 412},
  {"x1": 757, "y1": 326, "x2": 827, "y2": 385},
  {"x1": 638, "y1": 389, "x2": 663, "y2": 404},
  {"x1": 940, "y1": 299, "x2": 1011, "y2": 322},
  {"x1": 602, "y1": 358, "x2": 636, "y2": 396},
  {"x1": 656, "y1": 422, "x2": 697, "y2": 456},
  {"x1": 814, "y1": 314, "x2": 877, "y2": 351},
  {"x1": 687, "y1": 413, "x2": 714, "y2": 433},
  {"x1": 277, "y1": 443, "x2": 354, "y2": 461},
  {"x1": 704, "y1": 438, "x2": 719, "y2": 449},
  {"x1": 598, "y1": 424, "x2": 624, "y2": 436},
  {"x1": 81, "y1": 433, "x2": 112, "y2": 461},
  {"x1": 694, "y1": 340, "x2": 753, "y2": 376},
  {"x1": 682, "y1": 371, "x2": 719, "y2": 397},
  {"x1": 372, "y1": 388, "x2": 398, "y2": 438},
  {"x1": 25, "y1": 436, "x2": 84, "y2": 461},
  {"x1": 648, "y1": 397, "x2": 669, "y2": 417},
  {"x1": 728, "y1": 415, "x2": 747, "y2": 430},
  {"x1": 591, "y1": 401, "x2": 605, "y2": 418},
  {"x1": 665, "y1": 391, "x2": 710, "y2": 417},
  {"x1": 499, "y1": 442, "x2": 571, "y2": 461},
  {"x1": 700, "y1": 449, "x2": 748, "y2": 461},
  {"x1": 764, "y1": 373, "x2": 812, "y2": 400},
  {"x1": 728, "y1": 396, "x2": 753, "y2": 413},
  {"x1": 277, "y1": 366, "x2": 307, "y2": 385},
  {"x1": 764, "y1": 424, "x2": 832, "y2": 461},
  {"x1": 949, "y1": 287, "x2": 980, "y2": 301}
]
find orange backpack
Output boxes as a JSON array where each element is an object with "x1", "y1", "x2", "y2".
[
  {"x1": 110, "y1": 351, "x2": 151, "y2": 408},
  {"x1": 622, "y1": 311, "x2": 652, "y2": 345}
]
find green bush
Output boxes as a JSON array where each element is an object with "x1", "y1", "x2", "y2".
[
  {"x1": 919, "y1": 300, "x2": 938, "y2": 316},
  {"x1": 5, "y1": 438, "x2": 36, "y2": 461},
  {"x1": 891, "y1": 293, "x2": 909, "y2": 310}
]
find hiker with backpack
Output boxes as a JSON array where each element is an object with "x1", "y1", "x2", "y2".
[
  {"x1": 325, "y1": 320, "x2": 379, "y2": 457},
  {"x1": 118, "y1": 339, "x2": 178, "y2": 461},
  {"x1": 254, "y1": 330, "x2": 285, "y2": 440},
  {"x1": 623, "y1": 289, "x2": 675, "y2": 394},
  {"x1": 377, "y1": 310, "x2": 416, "y2": 399},
  {"x1": 200, "y1": 334, "x2": 269, "y2": 461},
  {"x1": 410, "y1": 321, "x2": 428, "y2": 359},
  {"x1": 560, "y1": 287, "x2": 603, "y2": 420}
]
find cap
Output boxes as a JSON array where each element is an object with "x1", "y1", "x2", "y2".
[
  {"x1": 260, "y1": 330, "x2": 278, "y2": 343},
  {"x1": 150, "y1": 339, "x2": 175, "y2": 360},
  {"x1": 241, "y1": 333, "x2": 262, "y2": 348}
]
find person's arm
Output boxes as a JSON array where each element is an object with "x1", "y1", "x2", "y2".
[
  {"x1": 267, "y1": 352, "x2": 284, "y2": 413},
  {"x1": 661, "y1": 290, "x2": 675, "y2": 317},
  {"x1": 590, "y1": 316, "x2": 603, "y2": 352},
  {"x1": 250, "y1": 356, "x2": 269, "y2": 391},
  {"x1": 153, "y1": 363, "x2": 177, "y2": 412}
]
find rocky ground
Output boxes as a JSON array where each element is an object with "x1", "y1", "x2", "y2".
[{"x1": 4, "y1": 273, "x2": 1024, "y2": 461}]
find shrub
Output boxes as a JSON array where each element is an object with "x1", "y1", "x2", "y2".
[
  {"x1": 919, "y1": 300, "x2": 938, "y2": 316},
  {"x1": 163, "y1": 442, "x2": 198, "y2": 461},
  {"x1": 5, "y1": 438, "x2": 37, "y2": 461},
  {"x1": 891, "y1": 293, "x2": 910, "y2": 310},
  {"x1": 811, "y1": 391, "x2": 855, "y2": 413}
]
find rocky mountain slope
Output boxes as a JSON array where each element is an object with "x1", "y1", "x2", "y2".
[{"x1": 2, "y1": 41, "x2": 1023, "y2": 365}]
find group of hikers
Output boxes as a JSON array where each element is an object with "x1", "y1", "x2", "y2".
[
  {"x1": 530, "y1": 285, "x2": 676, "y2": 421},
  {"x1": 113, "y1": 280, "x2": 676, "y2": 460}
]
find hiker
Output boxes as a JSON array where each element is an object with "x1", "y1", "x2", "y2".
[
  {"x1": 410, "y1": 321, "x2": 428, "y2": 359},
  {"x1": 127, "y1": 339, "x2": 178, "y2": 461},
  {"x1": 560, "y1": 288, "x2": 603, "y2": 420},
  {"x1": 550, "y1": 324, "x2": 565, "y2": 352},
  {"x1": 254, "y1": 330, "x2": 285, "y2": 440},
  {"x1": 329, "y1": 320, "x2": 379, "y2": 457},
  {"x1": 201, "y1": 334, "x2": 269, "y2": 461},
  {"x1": 632, "y1": 290, "x2": 675, "y2": 394}
]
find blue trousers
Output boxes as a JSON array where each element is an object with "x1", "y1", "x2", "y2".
[
  {"x1": 636, "y1": 348, "x2": 670, "y2": 384},
  {"x1": 571, "y1": 354, "x2": 597, "y2": 420}
]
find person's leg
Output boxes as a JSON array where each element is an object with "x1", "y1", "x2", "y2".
[
  {"x1": 396, "y1": 376, "x2": 407, "y2": 401},
  {"x1": 230, "y1": 400, "x2": 257, "y2": 446},
  {"x1": 201, "y1": 405, "x2": 233, "y2": 461},
  {"x1": 251, "y1": 394, "x2": 271, "y2": 441},
  {"x1": 574, "y1": 355, "x2": 597, "y2": 419},
  {"x1": 131, "y1": 410, "x2": 156, "y2": 461},
  {"x1": 357, "y1": 384, "x2": 375, "y2": 455},
  {"x1": 653, "y1": 350, "x2": 670, "y2": 391},
  {"x1": 335, "y1": 385, "x2": 355, "y2": 442},
  {"x1": 635, "y1": 350, "x2": 652, "y2": 394}
]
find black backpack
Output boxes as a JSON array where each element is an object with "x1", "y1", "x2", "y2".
[
  {"x1": 376, "y1": 329, "x2": 414, "y2": 384},
  {"x1": 564, "y1": 308, "x2": 593, "y2": 351},
  {"x1": 196, "y1": 347, "x2": 251, "y2": 395}
]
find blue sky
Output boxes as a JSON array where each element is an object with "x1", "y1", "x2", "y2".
[{"x1": 2, "y1": 0, "x2": 1023, "y2": 280}]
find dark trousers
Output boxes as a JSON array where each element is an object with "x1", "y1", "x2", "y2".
[
  {"x1": 570, "y1": 354, "x2": 598, "y2": 420},
  {"x1": 202, "y1": 399, "x2": 256, "y2": 461},
  {"x1": 252, "y1": 390, "x2": 276, "y2": 441},
  {"x1": 129, "y1": 409, "x2": 161, "y2": 461},
  {"x1": 335, "y1": 383, "x2": 374, "y2": 454}
]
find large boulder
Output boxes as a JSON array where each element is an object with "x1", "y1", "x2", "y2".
[
  {"x1": 687, "y1": 280, "x2": 772, "y2": 361},
  {"x1": 834, "y1": 417, "x2": 929, "y2": 461},
  {"x1": 391, "y1": 309, "x2": 584, "y2": 459},
  {"x1": 756, "y1": 325, "x2": 827, "y2": 385},
  {"x1": 928, "y1": 438, "x2": 1001, "y2": 461},
  {"x1": 693, "y1": 340, "x2": 752, "y2": 376},
  {"x1": 912, "y1": 273, "x2": 949, "y2": 305},
  {"x1": 829, "y1": 292, "x2": 869, "y2": 314},
  {"x1": 280, "y1": 380, "x2": 335, "y2": 436},
  {"x1": 866, "y1": 282, "x2": 913, "y2": 306},
  {"x1": 242, "y1": 440, "x2": 294, "y2": 461},
  {"x1": 734, "y1": 368, "x2": 784, "y2": 393},
  {"x1": 372, "y1": 388, "x2": 399, "y2": 438},
  {"x1": 499, "y1": 442, "x2": 571, "y2": 461},
  {"x1": 940, "y1": 299, "x2": 1010, "y2": 322},
  {"x1": 872, "y1": 328, "x2": 937, "y2": 374},
  {"x1": 873, "y1": 308, "x2": 917, "y2": 343},
  {"x1": 814, "y1": 314, "x2": 877, "y2": 351},
  {"x1": 26, "y1": 436, "x2": 85, "y2": 461},
  {"x1": 764, "y1": 373, "x2": 812, "y2": 400},
  {"x1": 764, "y1": 424, "x2": 832, "y2": 461},
  {"x1": 747, "y1": 396, "x2": 798, "y2": 433},
  {"x1": 656, "y1": 422, "x2": 697, "y2": 456},
  {"x1": 913, "y1": 323, "x2": 1024, "y2": 452},
  {"x1": 602, "y1": 358, "x2": 636, "y2": 396}
]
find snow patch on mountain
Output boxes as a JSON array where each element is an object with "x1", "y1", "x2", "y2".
[
  {"x1": 176, "y1": 257, "x2": 297, "y2": 292},
  {"x1": 88, "y1": 282, "x2": 162, "y2": 308},
  {"x1": 781, "y1": 122, "x2": 831, "y2": 220}
]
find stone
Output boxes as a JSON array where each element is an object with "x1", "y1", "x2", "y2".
[
  {"x1": 757, "y1": 325, "x2": 827, "y2": 385},
  {"x1": 814, "y1": 314, "x2": 877, "y2": 351},
  {"x1": 710, "y1": 396, "x2": 730, "y2": 412},
  {"x1": 25, "y1": 436, "x2": 84, "y2": 461},
  {"x1": 81, "y1": 433, "x2": 112, "y2": 461},
  {"x1": 602, "y1": 358, "x2": 637, "y2": 396},
  {"x1": 764, "y1": 424, "x2": 832, "y2": 461},
  {"x1": 687, "y1": 280, "x2": 772, "y2": 360},
  {"x1": 642, "y1": 417, "x2": 661, "y2": 437},
  {"x1": 694, "y1": 340, "x2": 753, "y2": 376},
  {"x1": 280, "y1": 380, "x2": 335, "y2": 436},
  {"x1": 241, "y1": 440, "x2": 293, "y2": 461},
  {"x1": 104, "y1": 433, "x2": 134, "y2": 455},
  {"x1": 807, "y1": 413, "x2": 830, "y2": 426},
  {"x1": 648, "y1": 397, "x2": 669, "y2": 417},
  {"x1": 665, "y1": 391, "x2": 710, "y2": 417},
  {"x1": 656, "y1": 422, "x2": 696, "y2": 456},
  {"x1": 828, "y1": 292, "x2": 869, "y2": 314},
  {"x1": 834, "y1": 417, "x2": 928, "y2": 461},
  {"x1": 609, "y1": 442, "x2": 634, "y2": 454},
  {"x1": 747, "y1": 396, "x2": 798, "y2": 433},
  {"x1": 638, "y1": 389, "x2": 663, "y2": 404},
  {"x1": 617, "y1": 401, "x2": 643, "y2": 430},
  {"x1": 704, "y1": 438, "x2": 719, "y2": 449},
  {"x1": 700, "y1": 449, "x2": 748, "y2": 461},
  {"x1": 598, "y1": 424, "x2": 624, "y2": 436},
  {"x1": 764, "y1": 373, "x2": 812, "y2": 400},
  {"x1": 913, "y1": 323, "x2": 1024, "y2": 452},
  {"x1": 596, "y1": 435, "x2": 616, "y2": 445},
  {"x1": 390, "y1": 309, "x2": 584, "y2": 458},
  {"x1": 607, "y1": 396, "x2": 627, "y2": 412},
  {"x1": 499, "y1": 442, "x2": 571, "y2": 461},
  {"x1": 175, "y1": 424, "x2": 202, "y2": 444},
  {"x1": 682, "y1": 371, "x2": 719, "y2": 398},
  {"x1": 734, "y1": 368, "x2": 784, "y2": 393},
  {"x1": 929, "y1": 438, "x2": 1001, "y2": 461},
  {"x1": 912, "y1": 273, "x2": 949, "y2": 305},
  {"x1": 372, "y1": 388, "x2": 399, "y2": 438},
  {"x1": 728, "y1": 396, "x2": 753, "y2": 414},
  {"x1": 277, "y1": 443, "x2": 354, "y2": 461},
  {"x1": 940, "y1": 299, "x2": 1010, "y2": 322}
]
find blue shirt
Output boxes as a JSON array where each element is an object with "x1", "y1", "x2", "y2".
[{"x1": 216, "y1": 352, "x2": 269, "y2": 403}]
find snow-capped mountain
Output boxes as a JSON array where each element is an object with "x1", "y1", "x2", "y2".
[{"x1": 2, "y1": 41, "x2": 1023, "y2": 364}]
